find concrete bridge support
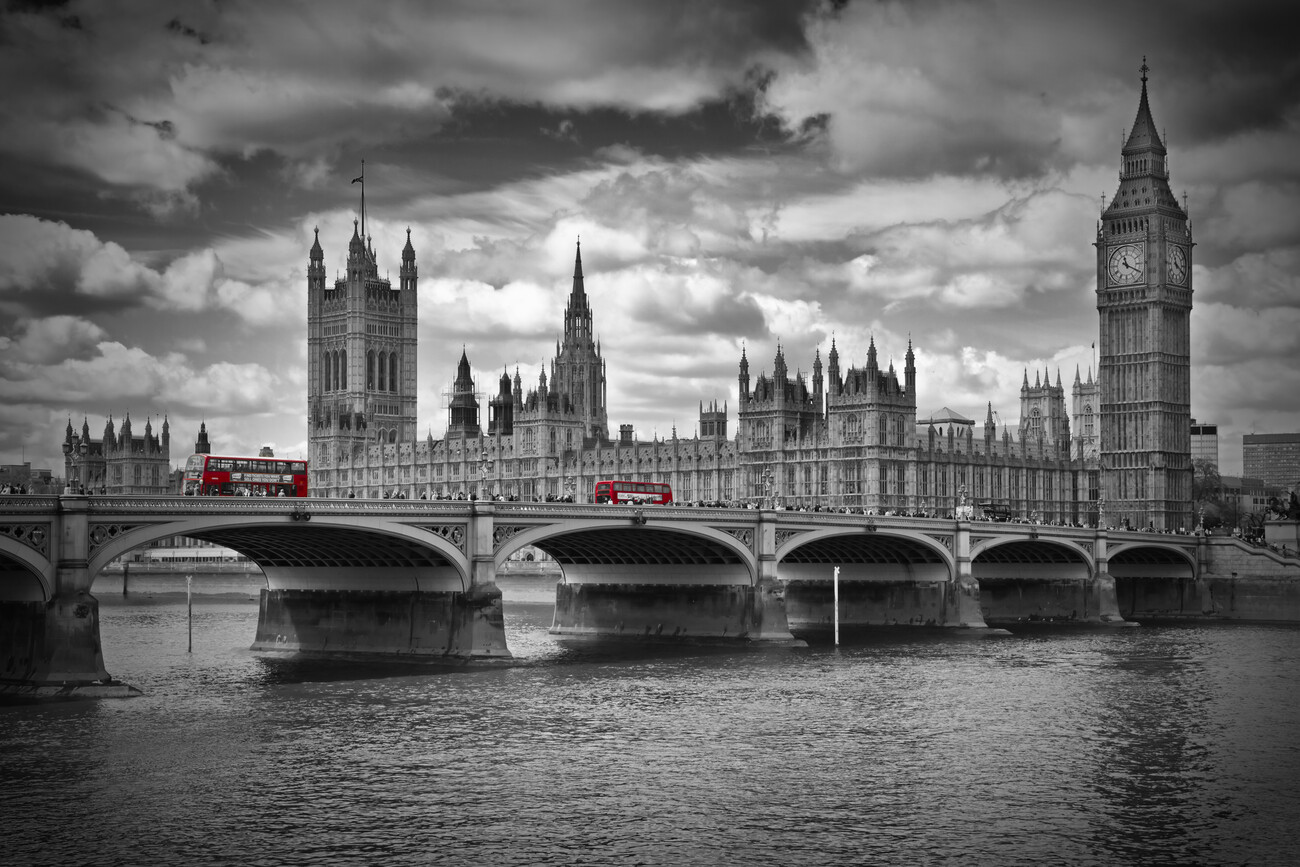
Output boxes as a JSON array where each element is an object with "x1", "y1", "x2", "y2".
[
  {"x1": 544, "y1": 510, "x2": 796, "y2": 643},
  {"x1": 780, "y1": 519, "x2": 990, "y2": 639},
  {"x1": 0, "y1": 497, "x2": 139, "y2": 698},
  {"x1": 248, "y1": 502, "x2": 508, "y2": 659}
]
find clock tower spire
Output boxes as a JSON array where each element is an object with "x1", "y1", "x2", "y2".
[{"x1": 1095, "y1": 58, "x2": 1193, "y2": 530}]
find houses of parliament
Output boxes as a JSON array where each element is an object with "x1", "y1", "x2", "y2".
[{"x1": 305, "y1": 65, "x2": 1194, "y2": 530}]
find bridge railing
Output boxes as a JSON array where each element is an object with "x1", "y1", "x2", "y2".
[
  {"x1": 0, "y1": 496, "x2": 61, "y2": 513},
  {"x1": 72, "y1": 495, "x2": 469, "y2": 518}
]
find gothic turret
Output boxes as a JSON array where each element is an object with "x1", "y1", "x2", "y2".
[
  {"x1": 739, "y1": 345, "x2": 751, "y2": 401},
  {"x1": 447, "y1": 348, "x2": 481, "y2": 438},
  {"x1": 828, "y1": 337, "x2": 841, "y2": 397},
  {"x1": 904, "y1": 338, "x2": 916, "y2": 397}
]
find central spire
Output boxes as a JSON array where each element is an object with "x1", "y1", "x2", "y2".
[
  {"x1": 564, "y1": 239, "x2": 592, "y2": 345},
  {"x1": 572, "y1": 238, "x2": 586, "y2": 300}
]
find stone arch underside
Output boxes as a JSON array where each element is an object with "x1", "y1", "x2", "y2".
[
  {"x1": 1107, "y1": 544, "x2": 1195, "y2": 579},
  {"x1": 525, "y1": 526, "x2": 753, "y2": 586},
  {"x1": 779, "y1": 531, "x2": 952, "y2": 583},
  {"x1": 89, "y1": 520, "x2": 466, "y2": 593},
  {"x1": 973, "y1": 539, "x2": 1096, "y2": 624},
  {"x1": 972, "y1": 539, "x2": 1092, "y2": 581},
  {"x1": 0, "y1": 541, "x2": 48, "y2": 602}
]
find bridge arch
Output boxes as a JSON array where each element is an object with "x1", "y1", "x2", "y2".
[
  {"x1": 86, "y1": 515, "x2": 471, "y2": 592},
  {"x1": 494, "y1": 518, "x2": 757, "y2": 585},
  {"x1": 0, "y1": 537, "x2": 52, "y2": 602},
  {"x1": 1106, "y1": 542, "x2": 1196, "y2": 579},
  {"x1": 970, "y1": 537, "x2": 1096, "y2": 575},
  {"x1": 777, "y1": 527, "x2": 955, "y2": 582}
]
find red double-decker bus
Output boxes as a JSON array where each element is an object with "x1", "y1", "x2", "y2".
[
  {"x1": 181, "y1": 454, "x2": 309, "y2": 497},
  {"x1": 594, "y1": 480, "x2": 673, "y2": 505}
]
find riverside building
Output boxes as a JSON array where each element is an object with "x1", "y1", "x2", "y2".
[{"x1": 305, "y1": 65, "x2": 1191, "y2": 529}]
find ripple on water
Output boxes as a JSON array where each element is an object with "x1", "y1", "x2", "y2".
[{"x1": 2, "y1": 597, "x2": 1299, "y2": 866}]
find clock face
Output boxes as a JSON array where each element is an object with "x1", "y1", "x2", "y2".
[
  {"x1": 1107, "y1": 243, "x2": 1145, "y2": 286},
  {"x1": 1167, "y1": 245, "x2": 1188, "y2": 284}
]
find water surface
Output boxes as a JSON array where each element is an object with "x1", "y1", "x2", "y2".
[{"x1": 3, "y1": 573, "x2": 1298, "y2": 866}]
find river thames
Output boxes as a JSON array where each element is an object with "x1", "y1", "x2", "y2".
[{"x1": 3, "y1": 573, "x2": 1299, "y2": 866}]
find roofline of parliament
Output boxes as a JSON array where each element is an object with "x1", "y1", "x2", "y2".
[{"x1": 303, "y1": 62, "x2": 1193, "y2": 530}]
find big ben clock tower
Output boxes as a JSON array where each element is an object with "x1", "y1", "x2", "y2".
[{"x1": 1096, "y1": 60, "x2": 1193, "y2": 531}]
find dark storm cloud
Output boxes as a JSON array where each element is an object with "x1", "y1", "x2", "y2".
[{"x1": 2, "y1": 0, "x2": 1297, "y2": 474}]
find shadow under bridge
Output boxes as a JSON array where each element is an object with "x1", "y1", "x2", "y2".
[
  {"x1": 1107, "y1": 543, "x2": 1197, "y2": 620},
  {"x1": 973, "y1": 539, "x2": 1095, "y2": 624},
  {"x1": 524, "y1": 525, "x2": 754, "y2": 586},
  {"x1": 182, "y1": 523, "x2": 466, "y2": 593}
]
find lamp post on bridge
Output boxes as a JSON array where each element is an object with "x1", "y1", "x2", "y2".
[
  {"x1": 762, "y1": 467, "x2": 774, "y2": 510},
  {"x1": 957, "y1": 483, "x2": 968, "y2": 520},
  {"x1": 478, "y1": 446, "x2": 492, "y2": 502}
]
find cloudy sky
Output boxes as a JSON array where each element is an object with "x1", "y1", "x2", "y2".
[{"x1": 2, "y1": 0, "x2": 1297, "y2": 478}]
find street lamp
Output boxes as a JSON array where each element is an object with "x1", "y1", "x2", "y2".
[
  {"x1": 762, "y1": 467, "x2": 774, "y2": 509},
  {"x1": 957, "y1": 483, "x2": 967, "y2": 519}
]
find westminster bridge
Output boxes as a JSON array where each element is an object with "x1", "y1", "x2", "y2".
[{"x1": 2, "y1": 495, "x2": 1298, "y2": 693}]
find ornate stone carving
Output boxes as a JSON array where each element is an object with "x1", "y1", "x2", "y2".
[
  {"x1": 1078, "y1": 541, "x2": 1094, "y2": 558},
  {"x1": 0, "y1": 523, "x2": 49, "y2": 556},
  {"x1": 970, "y1": 535, "x2": 994, "y2": 547},
  {"x1": 89, "y1": 523, "x2": 138, "y2": 552},
  {"x1": 721, "y1": 527, "x2": 753, "y2": 548},
  {"x1": 925, "y1": 533, "x2": 954, "y2": 552},
  {"x1": 775, "y1": 529, "x2": 806, "y2": 549},
  {"x1": 492, "y1": 525, "x2": 529, "y2": 551},
  {"x1": 423, "y1": 524, "x2": 466, "y2": 553}
]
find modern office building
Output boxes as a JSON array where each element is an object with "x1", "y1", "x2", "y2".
[
  {"x1": 1243, "y1": 433, "x2": 1300, "y2": 489},
  {"x1": 1190, "y1": 419, "x2": 1219, "y2": 465}
]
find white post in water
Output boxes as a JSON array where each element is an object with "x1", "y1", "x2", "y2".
[
  {"x1": 187, "y1": 574, "x2": 193, "y2": 653},
  {"x1": 833, "y1": 566, "x2": 840, "y2": 646}
]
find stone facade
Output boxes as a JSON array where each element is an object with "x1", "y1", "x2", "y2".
[
  {"x1": 62, "y1": 414, "x2": 171, "y2": 495},
  {"x1": 305, "y1": 68, "x2": 1189, "y2": 528},
  {"x1": 1096, "y1": 61, "x2": 1194, "y2": 530}
]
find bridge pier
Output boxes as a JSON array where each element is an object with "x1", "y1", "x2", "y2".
[
  {"x1": 250, "y1": 501, "x2": 509, "y2": 659},
  {"x1": 0, "y1": 496, "x2": 140, "y2": 699},
  {"x1": 547, "y1": 510, "x2": 798, "y2": 643},
  {"x1": 949, "y1": 520, "x2": 991, "y2": 628}
]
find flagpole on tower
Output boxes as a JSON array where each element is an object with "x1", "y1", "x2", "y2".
[{"x1": 351, "y1": 160, "x2": 366, "y2": 249}]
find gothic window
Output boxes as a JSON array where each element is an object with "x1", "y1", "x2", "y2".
[
  {"x1": 878, "y1": 463, "x2": 888, "y2": 496},
  {"x1": 367, "y1": 351, "x2": 376, "y2": 389},
  {"x1": 323, "y1": 351, "x2": 330, "y2": 392},
  {"x1": 340, "y1": 349, "x2": 346, "y2": 389},
  {"x1": 845, "y1": 414, "x2": 861, "y2": 443},
  {"x1": 378, "y1": 351, "x2": 387, "y2": 391},
  {"x1": 894, "y1": 416, "x2": 905, "y2": 446},
  {"x1": 878, "y1": 415, "x2": 888, "y2": 445},
  {"x1": 1084, "y1": 405, "x2": 1093, "y2": 440},
  {"x1": 389, "y1": 354, "x2": 397, "y2": 393},
  {"x1": 389, "y1": 430, "x2": 397, "y2": 444},
  {"x1": 1029, "y1": 407, "x2": 1043, "y2": 438}
]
